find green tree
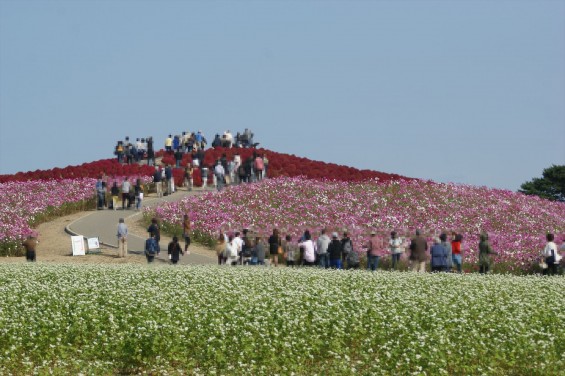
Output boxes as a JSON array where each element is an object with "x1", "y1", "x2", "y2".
[{"x1": 519, "y1": 165, "x2": 565, "y2": 202}]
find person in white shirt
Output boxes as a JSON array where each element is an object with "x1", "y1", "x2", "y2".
[
  {"x1": 222, "y1": 130, "x2": 233, "y2": 148},
  {"x1": 232, "y1": 231, "x2": 244, "y2": 265},
  {"x1": 542, "y1": 233, "x2": 559, "y2": 275},
  {"x1": 298, "y1": 232, "x2": 317, "y2": 266},
  {"x1": 214, "y1": 161, "x2": 226, "y2": 191},
  {"x1": 225, "y1": 235, "x2": 239, "y2": 265}
]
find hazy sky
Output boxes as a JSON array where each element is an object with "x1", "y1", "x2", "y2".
[{"x1": 1, "y1": 0, "x2": 564, "y2": 191}]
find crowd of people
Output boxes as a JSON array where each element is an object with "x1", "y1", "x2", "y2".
[
  {"x1": 210, "y1": 227, "x2": 565, "y2": 275},
  {"x1": 112, "y1": 129, "x2": 258, "y2": 167}
]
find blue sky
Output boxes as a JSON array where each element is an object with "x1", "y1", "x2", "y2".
[{"x1": 0, "y1": 0, "x2": 563, "y2": 191}]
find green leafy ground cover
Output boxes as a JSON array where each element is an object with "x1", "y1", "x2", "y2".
[{"x1": 0, "y1": 264, "x2": 563, "y2": 375}]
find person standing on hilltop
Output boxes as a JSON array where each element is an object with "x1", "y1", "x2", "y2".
[
  {"x1": 116, "y1": 218, "x2": 128, "y2": 258},
  {"x1": 22, "y1": 235, "x2": 39, "y2": 262},
  {"x1": 165, "y1": 134, "x2": 173, "y2": 153},
  {"x1": 147, "y1": 137, "x2": 155, "y2": 166},
  {"x1": 174, "y1": 148, "x2": 183, "y2": 168}
]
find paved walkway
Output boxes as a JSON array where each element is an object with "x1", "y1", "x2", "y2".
[{"x1": 66, "y1": 186, "x2": 217, "y2": 265}]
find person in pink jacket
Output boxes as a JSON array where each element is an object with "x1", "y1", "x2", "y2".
[{"x1": 366, "y1": 231, "x2": 387, "y2": 271}]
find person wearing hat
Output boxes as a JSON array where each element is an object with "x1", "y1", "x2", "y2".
[{"x1": 328, "y1": 232, "x2": 343, "y2": 269}]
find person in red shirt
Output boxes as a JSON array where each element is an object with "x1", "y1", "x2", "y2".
[{"x1": 451, "y1": 232, "x2": 463, "y2": 273}]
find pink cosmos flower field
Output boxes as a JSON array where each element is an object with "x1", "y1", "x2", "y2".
[{"x1": 147, "y1": 177, "x2": 565, "y2": 272}]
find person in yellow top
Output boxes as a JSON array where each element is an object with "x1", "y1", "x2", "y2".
[{"x1": 165, "y1": 134, "x2": 173, "y2": 152}]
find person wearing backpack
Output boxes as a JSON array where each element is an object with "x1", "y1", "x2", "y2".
[
  {"x1": 145, "y1": 232, "x2": 158, "y2": 263},
  {"x1": 542, "y1": 233, "x2": 560, "y2": 276},
  {"x1": 147, "y1": 218, "x2": 161, "y2": 255}
]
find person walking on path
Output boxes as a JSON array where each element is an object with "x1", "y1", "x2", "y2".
[
  {"x1": 145, "y1": 232, "x2": 158, "y2": 263},
  {"x1": 183, "y1": 165, "x2": 193, "y2": 191},
  {"x1": 121, "y1": 178, "x2": 131, "y2": 210},
  {"x1": 134, "y1": 179, "x2": 144, "y2": 211},
  {"x1": 153, "y1": 167, "x2": 163, "y2": 198},
  {"x1": 183, "y1": 214, "x2": 191, "y2": 254},
  {"x1": 168, "y1": 236, "x2": 183, "y2": 265},
  {"x1": 316, "y1": 228, "x2": 331, "y2": 268},
  {"x1": 147, "y1": 218, "x2": 161, "y2": 255},
  {"x1": 409, "y1": 229, "x2": 428, "y2": 273},
  {"x1": 110, "y1": 181, "x2": 119, "y2": 210},
  {"x1": 117, "y1": 218, "x2": 128, "y2": 258},
  {"x1": 478, "y1": 232, "x2": 496, "y2": 274},
  {"x1": 22, "y1": 235, "x2": 39, "y2": 262},
  {"x1": 165, "y1": 165, "x2": 173, "y2": 195}
]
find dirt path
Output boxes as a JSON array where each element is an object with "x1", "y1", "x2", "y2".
[{"x1": 1, "y1": 199, "x2": 216, "y2": 265}]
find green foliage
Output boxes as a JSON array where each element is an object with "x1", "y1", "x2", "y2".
[
  {"x1": 519, "y1": 165, "x2": 565, "y2": 202},
  {"x1": 1, "y1": 264, "x2": 563, "y2": 375}
]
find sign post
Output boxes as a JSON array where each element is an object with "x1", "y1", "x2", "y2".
[{"x1": 71, "y1": 236, "x2": 86, "y2": 256}]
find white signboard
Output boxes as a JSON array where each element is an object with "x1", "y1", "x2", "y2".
[
  {"x1": 71, "y1": 236, "x2": 86, "y2": 256},
  {"x1": 87, "y1": 237, "x2": 100, "y2": 251}
]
